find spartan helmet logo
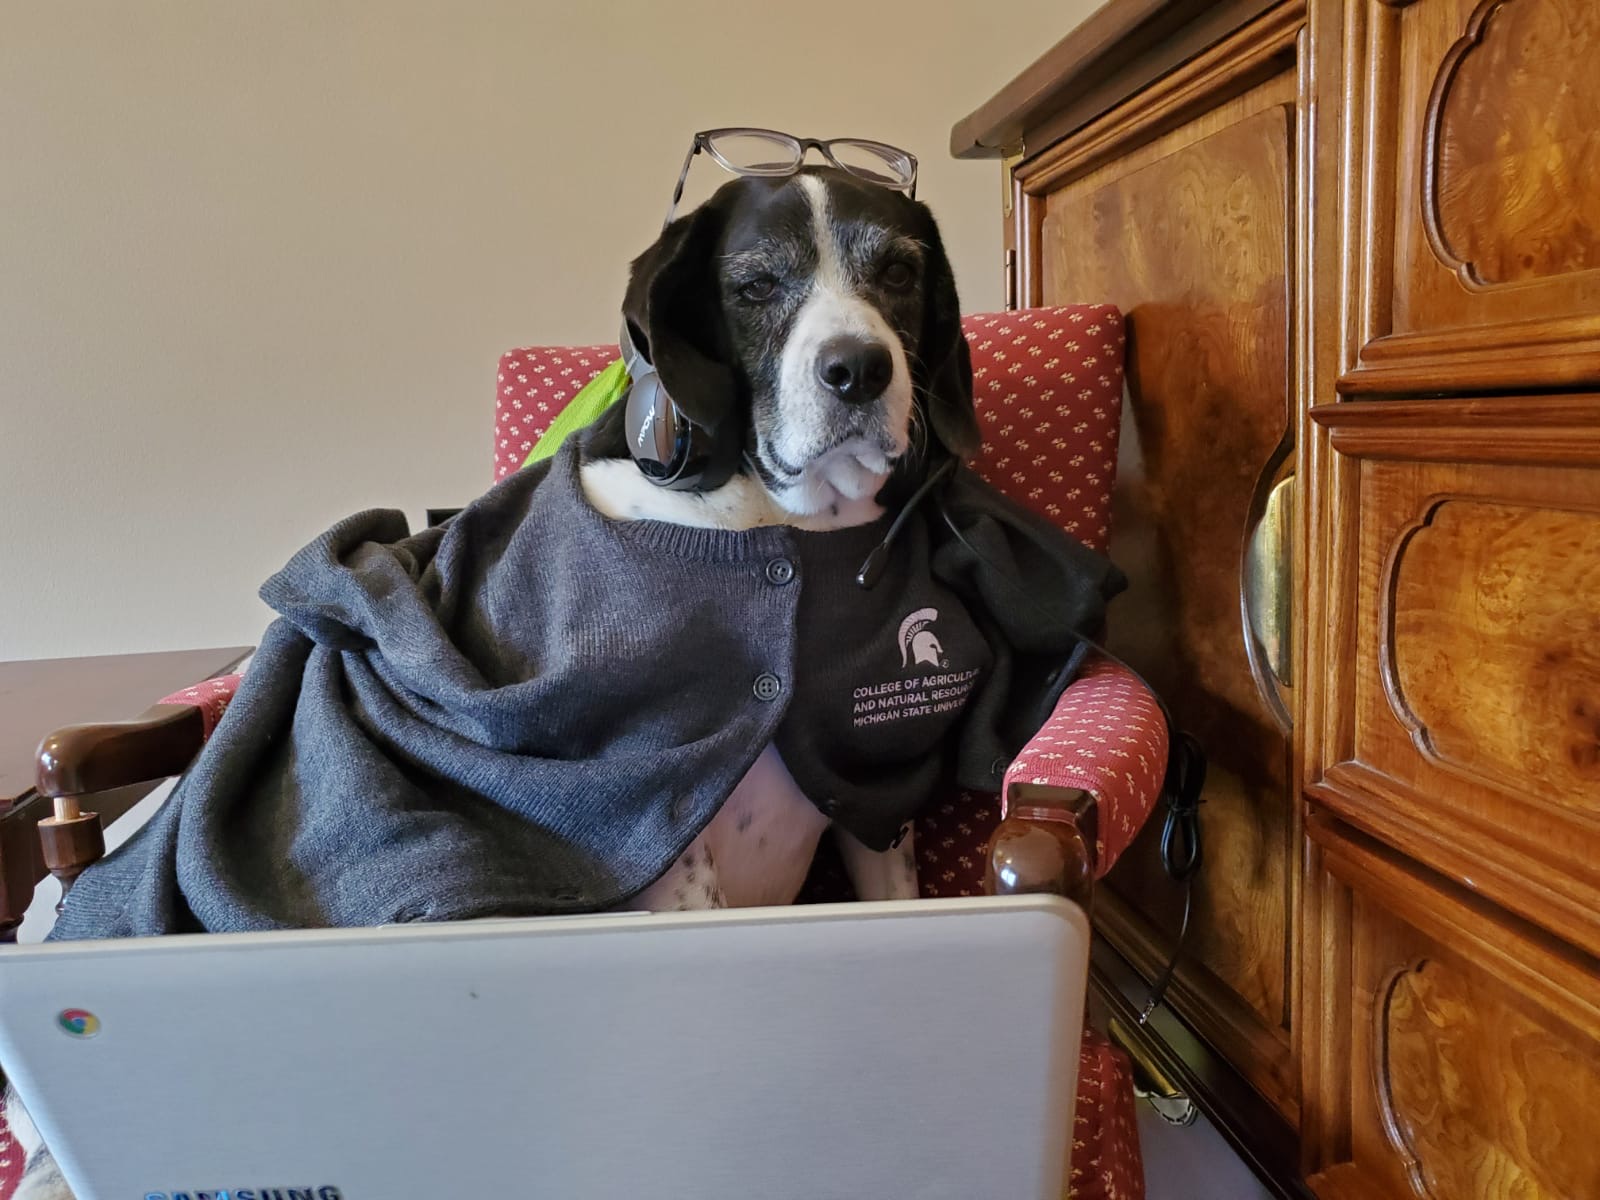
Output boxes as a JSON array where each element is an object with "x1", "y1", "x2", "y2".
[{"x1": 898, "y1": 608, "x2": 945, "y2": 669}]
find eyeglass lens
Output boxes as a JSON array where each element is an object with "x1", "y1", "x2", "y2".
[
  {"x1": 704, "y1": 131, "x2": 804, "y2": 176},
  {"x1": 826, "y1": 139, "x2": 911, "y2": 186}
]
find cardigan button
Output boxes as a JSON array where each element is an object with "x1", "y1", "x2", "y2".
[
  {"x1": 765, "y1": 557, "x2": 796, "y2": 586},
  {"x1": 752, "y1": 672, "x2": 783, "y2": 702}
]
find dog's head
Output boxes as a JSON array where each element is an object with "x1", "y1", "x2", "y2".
[{"x1": 617, "y1": 167, "x2": 977, "y2": 514}]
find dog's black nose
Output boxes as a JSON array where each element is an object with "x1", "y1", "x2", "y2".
[{"x1": 816, "y1": 336, "x2": 894, "y2": 403}]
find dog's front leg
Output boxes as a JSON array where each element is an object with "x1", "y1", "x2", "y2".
[
  {"x1": 629, "y1": 838, "x2": 727, "y2": 911},
  {"x1": 836, "y1": 826, "x2": 919, "y2": 902}
]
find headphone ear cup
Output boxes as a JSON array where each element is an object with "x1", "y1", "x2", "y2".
[
  {"x1": 624, "y1": 372, "x2": 687, "y2": 484},
  {"x1": 624, "y1": 372, "x2": 740, "y2": 491}
]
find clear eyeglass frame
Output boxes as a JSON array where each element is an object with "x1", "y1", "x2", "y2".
[{"x1": 662, "y1": 126, "x2": 918, "y2": 229}]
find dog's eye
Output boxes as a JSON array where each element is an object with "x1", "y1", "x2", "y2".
[
  {"x1": 737, "y1": 277, "x2": 778, "y2": 303},
  {"x1": 881, "y1": 261, "x2": 917, "y2": 290}
]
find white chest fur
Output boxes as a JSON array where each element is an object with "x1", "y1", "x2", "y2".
[{"x1": 580, "y1": 459, "x2": 886, "y2": 532}]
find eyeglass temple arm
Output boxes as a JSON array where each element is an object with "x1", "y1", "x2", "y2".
[{"x1": 663, "y1": 136, "x2": 706, "y2": 231}]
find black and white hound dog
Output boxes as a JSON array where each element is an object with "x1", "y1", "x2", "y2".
[
  {"x1": 582, "y1": 166, "x2": 977, "y2": 912},
  {"x1": 9, "y1": 165, "x2": 978, "y2": 1198}
]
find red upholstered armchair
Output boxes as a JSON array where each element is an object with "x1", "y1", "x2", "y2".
[
  {"x1": 4, "y1": 306, "x2": 1166, "y2": 1200},
  {"x1": 490, "y1": 305, "x2": 1166, "y2": 1200}
]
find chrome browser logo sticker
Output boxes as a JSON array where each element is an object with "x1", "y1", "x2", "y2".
[{"x1": 57, "y1": 1008, "x2": 100, "y2": 1038}]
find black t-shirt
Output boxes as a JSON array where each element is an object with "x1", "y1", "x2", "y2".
[{"x1": 778, "y1": 517, "x2": 994, "y2": 849}]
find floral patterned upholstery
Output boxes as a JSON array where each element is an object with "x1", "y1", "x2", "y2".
[
  {"x1": 157, "y1": 674, "x2": 243, "y2": 740},
  {"x1": 1075, "y1": 1027, "x2": 1146, "y2": 1200},
  {"x1": 0, "y1": 1097, "x2": 19, "y2": 1200},
  {"x1": 493, "y1": 344, "x2": 619, "y2": 482},
  {"x1": 1005, "y1": 657, "x2": 1168, "y2": 876},
  {"x1": 964, "y1": 308, "x2": 1122, "y2": 553}
]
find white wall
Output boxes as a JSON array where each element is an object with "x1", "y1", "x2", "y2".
[{"x1": 1, "y1": 0, "x2": 1092, "y2": 661}]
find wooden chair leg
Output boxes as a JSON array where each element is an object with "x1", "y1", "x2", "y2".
[
  {"x1": 1, "y1": 794, "x2": 52, "y2": 942},
  {"x1": 37, "y1": 798, "x2": 106, "y2": 915}
]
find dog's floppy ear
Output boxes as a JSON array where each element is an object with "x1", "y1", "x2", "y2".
[
  {"x1": 916, "y1": 215, "x2": 980, "y2": 462},
  {"x1": 621, "y1": 204, "x2": 737, "y2": 431}
]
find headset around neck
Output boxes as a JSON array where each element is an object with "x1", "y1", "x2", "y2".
[{"x1": 620, "y1": 320, "x2": 737, "y2": 492}]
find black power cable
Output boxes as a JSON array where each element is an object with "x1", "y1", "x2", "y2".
[
  {"x1": 854, "y1": 461, "x2": 1210, "y2": 1022},
  {"x1": 920, "y1": 491, "x2": 1209, "y2": 1023}
]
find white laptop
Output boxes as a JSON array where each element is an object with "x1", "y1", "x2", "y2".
[{"x1": 0, "y1": 896, "x2": 1088, "y2": 1200}]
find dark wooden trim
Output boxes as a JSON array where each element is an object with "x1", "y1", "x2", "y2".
[
  {"x1": 1012, "y1": 3, "x2": 1302, "y2": 196},
  {"x1": 0, "y1": 792, "x2": 47, "y2": 936},
  {"x1": 988, "y1": 783, "x2": 1097, "y2": 906},
  {"x1": 950, "y1": 0, "x2": 1282, "y2": 159},
  {"x1": 35, "y1": 703, "x2": 206, "y2": 799},
  {"x1": 0, "y1": 645, "x2": 252, "y2": 803},
  {"x1": 0, "y1": 781, "x2": 162, "y2": 937},
  {"x1": 1309, "y1": 762, "x2": 1600, "y2": 966},
  {"x1": 0, "y1": 646, "x2": 251, "y2": 938},
  {"x1": 1312, "y1": 395, "x2": 1600, "y2": 465},
  {"x1": 1096, "y1": 888, "x2": 1298, "y2": 1119},
  {"x1": 1091, "y1": 936, "x2": 1315, "y2": 1200}
]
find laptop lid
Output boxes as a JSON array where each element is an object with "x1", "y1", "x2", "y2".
[{"x1": 0, "y1": 896, "x2": 1088, "y2": 1200}]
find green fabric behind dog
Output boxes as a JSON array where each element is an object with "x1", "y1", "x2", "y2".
[{"x1": 522, "y1": 358, "x2": 629, "y2": 468}]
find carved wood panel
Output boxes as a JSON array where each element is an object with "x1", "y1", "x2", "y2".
[
  {"x1": 1342, "y1": 0, "x2": 1600, "y2": 393},
  {"x1": 1302, "y1": 824, "x2": 1600, "y2": 1200},
  {"x1": 1380, "y1": 959, "x2": 1600, "y2": 1198},
  {"x1": 1385, "y1": 500, "x2": 1600, "y2": 809},
  {"x1": 1032, "y1": 80, "x2": 1298, "y2": 1111},
  {"x1": 1309, "y1": 396, "x2": 1600, "y2": 960},
  {"x1": 1425, "y1": 0, "x2": 1600, "y2": 288}
]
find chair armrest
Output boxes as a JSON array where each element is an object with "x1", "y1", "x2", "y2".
[
  {"x1": 34, "y1": 674, "x2": 241, "y2": 801},
  {"x1": 1002, "y1": 657, "x2": 1168, "y2": 877}
]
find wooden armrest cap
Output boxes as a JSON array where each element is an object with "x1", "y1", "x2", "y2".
[
  {"x1": 986, "y1": 807, "x2": 1095, "y2": 907},
  {"x1": 36, "y1": 703, "x2": 205, "y2": 799}
]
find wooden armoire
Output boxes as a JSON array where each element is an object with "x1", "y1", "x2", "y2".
[{"x1": 953, "y1": 1, "x2": 1600, "y2": 1196}]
